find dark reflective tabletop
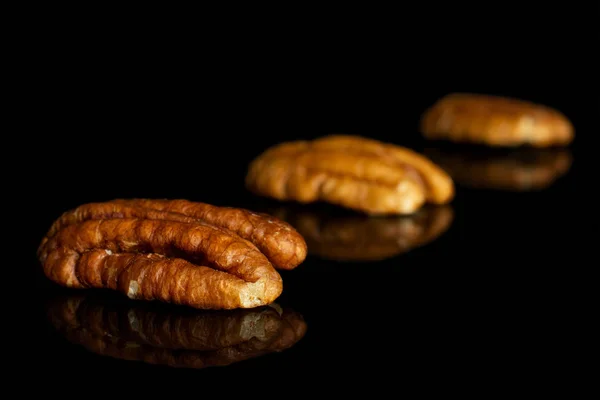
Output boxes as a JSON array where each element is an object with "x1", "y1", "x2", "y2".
[
  {"x1": 17, "y1": 41, "x2": 591, "y2": 390},
  {"x1": 23, "y1": 132, "x2": 581, "y2": 388}
]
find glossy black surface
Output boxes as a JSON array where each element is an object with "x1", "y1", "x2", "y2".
[
  {"x1": 24, "y1": 131, "x2": 582, "y2": 386},
  {"x1": 16, "y1": 12, "x2": 593, "y2": 392}
]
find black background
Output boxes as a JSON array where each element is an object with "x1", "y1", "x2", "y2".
[{"x1": 14, "y1": 5, "x2": 595, "y2": 396}]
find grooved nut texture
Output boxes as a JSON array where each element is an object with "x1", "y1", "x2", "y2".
[
  {"x1": 37, "y1": 199, "x2": 307, "y2": 310},
  {"x1": 245, "y1": 135, "x2": 454, "y2": 215},
  {"x1": 420, "y1": 93, "x2": 574, "y2": 147}
]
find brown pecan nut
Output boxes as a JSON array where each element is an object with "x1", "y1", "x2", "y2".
[
  {"x1": 245, "y1": 135, "x2": 454, "y2": 215},
  {"x1": 271, "y1": 204, "x2": 453, "y2": 261},
  {"x1": 420, "y1": 93, "x2": 574, "y2": 147},
  {"x1": 37, "y1": 199, "x2": 307, "y2": 310},
  {"x1": 424, "y1": 147, "x2": 573, "y2": 191},
  {"x1": 47, "y1": 293, "x2": 306, "y2": 369}
]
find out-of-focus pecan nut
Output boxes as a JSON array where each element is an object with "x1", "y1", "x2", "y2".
[
  {"x1": 46, "y1": 293, "x2": 307, "y2": 369},
  {"x1": 424, "y1": 147, "x2": 573, "y2": 191},
  {"x1": 245, "y1": 135, "x2": 454, "y2": 215},
  {"x1": 37, "y1": 199, "x2": 307, "y2": 310},
  {"x1": 271, "y1": 204, "x2": 453, "y2": 261},
  {"x1": 420, "y1": 93, "x2": 574, "y2": 147}
]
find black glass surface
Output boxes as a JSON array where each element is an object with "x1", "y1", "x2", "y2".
[
  {"x1": 15, "y1": 14, "x2": 593, "y2": 394},
  {"x1": 23, "y1": 120, "x2": 583, "y2": 386}
]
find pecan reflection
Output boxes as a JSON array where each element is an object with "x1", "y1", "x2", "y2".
[
  {"x1": 270, "y1": 204, "x2": 453, "y2": 261},
  {"x1": 46, "y1": 293, "x2": 306, "y2": 369},
  {"x1": 424, "y1": 146, "x2": 572, "y2": 191}
]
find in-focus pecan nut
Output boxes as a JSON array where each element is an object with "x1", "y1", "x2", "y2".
[
  {"x1": 271, "y1": 204, "x2": 453, "y2": 261},
  {"x1": 245, "y1": 135, "x2": 454, "y2": 215},
  {"x1": 37, "y1": 199, "x2": 307, "y2": 310},
  {"x1": 47, "y1": 292, "x2": 306, "y2": 369},
  {"x1": 420, "y1": 93, "x2": 574, "y2": 147},
  {"x1": 424, "y1": 146, "x2": 573, "y2": 191}
]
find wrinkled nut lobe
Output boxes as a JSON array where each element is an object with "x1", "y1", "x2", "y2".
[
  {"x1": 245, "y1": 135, "x2": 454, "y2": 215},
  {"x1": 420, "y1": 93, "x2": 574, "y2": 147},
  {"x1": 37, "y1": 199, "x2": 307, "y2": 310}
]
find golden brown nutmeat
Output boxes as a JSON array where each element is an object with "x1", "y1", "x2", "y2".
[
  {"x1": 424, "y1": 147, "x2": 573, "y2": 191},
  {"x1": 42, "y1": 199, "x2": 306, "y2": 271},
  {"x1": 38, "y1": 199, "x2": 307, "y2": 310},
  {"x1": 420, "y1": 93, "x2": 574, "y2": 147},
  {"x1": 245, "y1": 134, "x2": 454, "y2": 215},
  {"x1": 47, "y1": 293, "x2": 307, "y2": 369},
  {"x1": 271, "y1": 204, "x2": 453, "y2": 261}
]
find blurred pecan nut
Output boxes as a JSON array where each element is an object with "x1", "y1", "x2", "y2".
[
  {"x1": 246, "y1": 135, "x2": 454, "y2": 215},
  {"x1": 420, "y1": 93, "x2": 574, "y2": 147},
  {"x1": 38, "y1": 199, "x2": 307, "y2": 310}
]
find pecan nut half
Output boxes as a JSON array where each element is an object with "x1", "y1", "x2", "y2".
[
  {"x1": 46, "y1": 293, "x2": 306, "y2": 369},
  {"x1": 245, "y1": 135, "x2": 454, "y2": 215},
  {"x1": 38, "y1": 199, "x2": 307, "y2": 310},
  {"x1": 420, "y1": 93, "x2": 574, "y2": 147},
  {"x1": 271, "y1": 204, "x2": 453, "y2": 261}
]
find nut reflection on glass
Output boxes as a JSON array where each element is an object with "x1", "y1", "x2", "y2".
[
  {"x1": 270, "y1": 205, "x2": 453, "y2": 261},
  {"x1": 424, "y1": 147, "x2": 572, "y2": 191},
  {"x1": 46, "y1": 293, "x2": 306, "y2": 369}
]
